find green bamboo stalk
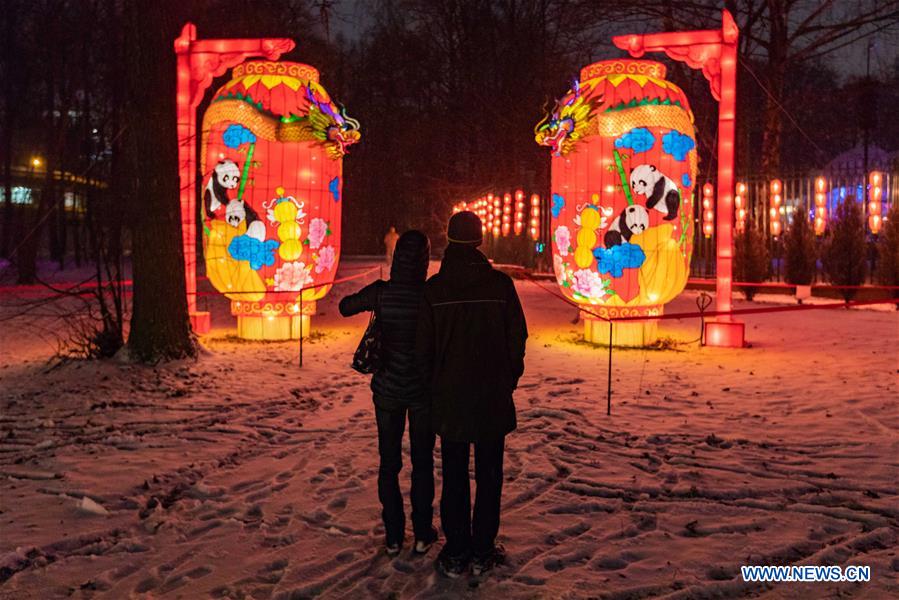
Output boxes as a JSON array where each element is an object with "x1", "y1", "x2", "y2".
[
  {"x1": 237, "y1": 142, "x2": 255, "y2": 201},
  {"x1": 613, "y1": 149, "x2": 634, "y2": 206}
]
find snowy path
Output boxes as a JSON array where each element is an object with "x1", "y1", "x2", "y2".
[{"x1": 1, "y1": 267, "x2": 897, "y2": 599}]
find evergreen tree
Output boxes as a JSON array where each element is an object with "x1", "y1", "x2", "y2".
[
  {"x1": 875, "y1": 202, "x2": 899, "y2": 305},
  {"x1": 734, "y1": 224, "x2": 770, "y2": 301},
  {"x1": 784, "y1": 210, "x2": 817, "y2": 285},
  {"x1": 821, "y1": 198, "x2": 867, "y2": 301}
]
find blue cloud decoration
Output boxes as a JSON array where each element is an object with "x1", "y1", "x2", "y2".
[
  {"x1": 662, "y1": 130, "x2": 695, "y2": 161},
  {"x1": 329, "y1": 176, "x2": 341, "y2": 202},
  {"x1": 223, "y1": 124, "x2": 257, "y2": 149},
  {"x1": 614, "y1": 127, "x2": 655, "y2": 154},
  {"x1": 551, "y1": 194, "x2": 565, "y2": 218},
  {"x1": 593, "y1": 243, "x2": 646, "y2": 278},
  {"x1": 228, "y1": 235, "x2": 278, "y2": 270}
]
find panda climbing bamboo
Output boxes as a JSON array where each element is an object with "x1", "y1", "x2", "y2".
[
  {"x1": 629, "y1": 164, "x2": 680, "y2": 221},
  {"x1": 604, "y1": 205, "x2": 649, "y2": 248},
  {"x1": 204, "y1": 160, "x2": 241, "y2": 216}
]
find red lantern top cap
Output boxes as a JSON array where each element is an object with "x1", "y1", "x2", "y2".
[
  {"x1": 232, "y1": 60, "x2": 320, "y2": 83},
  {"x1": 580, "y1": 59, "x2": 666, "y2": 81},
  {"x1": 216, "y1": 60, "x2": 326, "y2": 120}
]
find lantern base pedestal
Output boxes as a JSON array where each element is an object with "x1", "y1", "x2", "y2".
[
  {"x1": 190, "y1": 311, "x2": 211, "y2": 335},
  {"x1": 584, "y1": 317, "x2": 658, "y2": 347},
  {"x1": 236, "y1": 315, "x2": 310, "y2": 341},
  {"x1": 704, "y1": 319, "x2": 745, "y2": 348}
]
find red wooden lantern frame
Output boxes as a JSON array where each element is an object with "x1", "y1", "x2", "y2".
[
  {"x1": 614, "y1": 9, "x2": 744, "y2": 347},
  {"x1": 174, "y1": 23, "x2": 294, "y2": 333}
]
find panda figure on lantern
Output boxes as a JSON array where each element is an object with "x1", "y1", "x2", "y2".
[
  {"x1": 204, "y1": 160, "x2": 241, "y2": 215},
  {"x1": 200, "y1": 61, "x2": 360, "y2": 340},
  {"x1": 630, "y1": 164, "x2": 681, "y2": 220},
  {"x1": 536, "y1": 59, "x2": 698, "y2": 346}
]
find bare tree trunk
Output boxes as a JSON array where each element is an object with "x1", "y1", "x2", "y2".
[
  {"x1": 760, "y1": 0, "x2": 788, "y2": 178},
  {"x1": 760, "y1": 61, "x2": 786, "y2": 178},
  {"x1": 58, "y1": 195, "x2": 67, "y2": 269},
  {"x1": 16, "y1": 66, "x2": 58, "y2": 284},
  {"x1": 1, "y1": 4, "x2": 16, "y2": 259},
  {"x1": 1, "y1": 105, "x2": 12, "y2": 260},
  {"x1": 124, "y1": 0, "x2": 194, "y2": 361},
  {"x1": 73, "y1": 204, "x2": 82, "y2": 267}
]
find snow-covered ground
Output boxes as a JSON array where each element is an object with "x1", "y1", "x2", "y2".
[{"x1": 1, "y1": 259, "x2": 897, "y2": 599}]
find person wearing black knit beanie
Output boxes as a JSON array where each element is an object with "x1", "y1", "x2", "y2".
[
  {"x1": 416, "y1": 211, "x2": 528, "y2": 578},
  {"x1": 446, "y1": 211, "x2": 483, "y2": 246}
]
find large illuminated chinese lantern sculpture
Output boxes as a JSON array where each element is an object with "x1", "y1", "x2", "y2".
[
  {"x1": 536, "y1": 59, "x2": 698, "y2": 346},
  {"x1": 200, "y1": 61, "x2": 360, "y2": 340}
]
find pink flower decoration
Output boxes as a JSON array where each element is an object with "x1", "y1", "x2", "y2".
[
  {"x1": 572, "y1": 269, "x2": 607, "y2": 301},
  {"x1": 274, "y1": 261, "x2": 314, "y2": 292},
  {"x1": 315, "y1": 245, "x2": 336, "y2": 274},
  {"x1": 307, "y1": 217, "x2": 328, "y2": 249},
  {"x1": 553, "y1": 254, "x2": 566, "y2": 285},
  {"x1": 554, "y1": 225, "x2": 571, "y2": 257}
]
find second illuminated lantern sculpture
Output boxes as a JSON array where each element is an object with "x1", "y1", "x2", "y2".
[
  {"x1": 201, "y1": 61, "x2": 360, "y2": 340},
  {"x1": 536, "y1": 59, "x2": 698, "y2": 345}
]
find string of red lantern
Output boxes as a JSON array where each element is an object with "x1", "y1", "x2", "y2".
[
  {"x1": 702, "y1": 183, "x2": 715, "y2": 238},
  {"x1": 734, "y1": 182, "x2": 747, "y2": 233},
  {"x1": 814, "y1": 176, "x2": 827, "y2": 235},
  {"x1": 529, "y1": 194, "x2": 541, "y2": 240},
  {"x1": 514, "y1": 189, "x2": 525, "y2": 236},
  {"x1": 868, "y1": 171, "x2": 883, "y2": 235},
  {"x1": 502, "y1": 193, "x2": 512, "y2": 236},
  {"x1": 769, "y1": 179, "x2": 783, "y2": 237}
]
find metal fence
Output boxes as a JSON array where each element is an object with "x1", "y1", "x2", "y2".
[{"x1": 690, "y1": 169, "x2": 896, "y2": 281}]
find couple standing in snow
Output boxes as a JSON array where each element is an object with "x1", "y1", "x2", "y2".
[{"x1": 339, "y1": 211, "x2": 528, "y2": 578}]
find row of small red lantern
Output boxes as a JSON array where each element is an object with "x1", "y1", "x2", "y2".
[
  {"x1": 452, "y1": 190, "x2": 541, "y2": 240},
  {"x1": 704, "y1": 172, "x2": 884, "y2": 239}
]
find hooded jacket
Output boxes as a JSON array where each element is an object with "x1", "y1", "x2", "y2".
[
  {"x1": 416, "y1": 243, "x2": 528, "y2": 441},
  {"x1": 339, "y1": 231, "x2": 430, "y2": 411}
]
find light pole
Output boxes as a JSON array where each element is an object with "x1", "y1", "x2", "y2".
[{"x1": 862, "y1": 41, "x2": 874, "y2": 229}]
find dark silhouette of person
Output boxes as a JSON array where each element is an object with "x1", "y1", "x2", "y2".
[
  {"x1": 416, "y1": 211, "x2": 528, "y2": 577},
  {"x1": 339, "y1": 230, "x2": 437, "y2": 557}
]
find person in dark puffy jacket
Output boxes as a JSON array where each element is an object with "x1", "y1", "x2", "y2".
[
  {"x1": 416, "y1": 211, "x2": 527, "y2": 578},
  {"x1": 338, "y1": 230, "x2": 437, "y2": 557}
]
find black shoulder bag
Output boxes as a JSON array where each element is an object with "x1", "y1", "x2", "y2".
[{"x1": 351, "y1": 287, "x2": 383, "y2": 374}]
